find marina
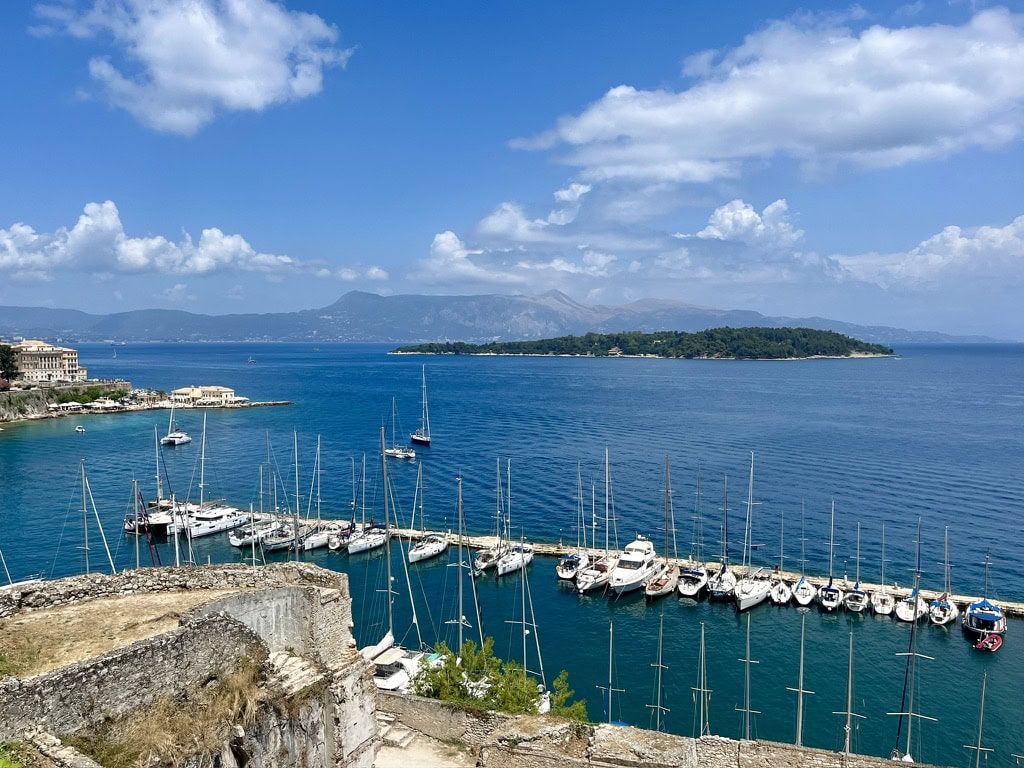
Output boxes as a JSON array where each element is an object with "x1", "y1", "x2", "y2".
[{"x1": 2, "y1": 340, "x2": 1023, "y2": 764}]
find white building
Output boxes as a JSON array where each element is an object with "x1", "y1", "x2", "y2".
[
  {"x1": 12, "y1": 340, "x2": 87, "y2": 383},
  {"x1": 171, "y1": 385, "x2": 249, "y2": 407}
]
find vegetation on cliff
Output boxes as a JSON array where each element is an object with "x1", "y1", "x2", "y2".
[
  {"x1": 413, "y1": 637, "x2": 588, "y2": 721},
  {"x1": 394, "y1": 327, "x2": 894, "y2": 359},
  {"x1": 0, "y1": 345, "x2": 16, "y2": 384}
]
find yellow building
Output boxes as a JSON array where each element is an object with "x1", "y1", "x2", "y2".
[
  {"x1": 171, "y1": 385, "x2": 249, "y2": 407},
  {"x1": 12, "y1": 340, "x2": 87, "y2": 383}
]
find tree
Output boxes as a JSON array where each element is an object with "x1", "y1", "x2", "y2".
[{"x1": 0, "y1": 344, "x2": 17, "y2": 382}]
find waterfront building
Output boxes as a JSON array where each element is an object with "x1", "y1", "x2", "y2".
[
  {"x1": 11, "y1": 339, "x2": 87, "y2": 383},
  {"x1": 171, "y1": 384, "x2": 249, "y2": 407}
]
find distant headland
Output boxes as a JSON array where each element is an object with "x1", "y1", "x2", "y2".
[{"x1": 391, "y1": 327, "x2": 895, "y2": 360}]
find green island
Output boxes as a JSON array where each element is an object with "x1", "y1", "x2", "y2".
[{"x1": 393, "y1": 327, "x2": 894, "y2": 360}]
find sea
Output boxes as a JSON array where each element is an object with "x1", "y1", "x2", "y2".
[{"x1": 1, "y1": 341, "x2": 1023, "y2": 765}]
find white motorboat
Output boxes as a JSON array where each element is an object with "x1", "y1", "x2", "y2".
[
  {"x1": 609, "y1": 534, "x2": 658, "y2": 594},
  {"x1": 817, "y1": 501, "x2": 844, "y2": 612},
  {"x1": 733, "y1": 453, "x2": 770, "y2": 612},
  {"x1": 928, "y1": 526, "x2": 959, "y2": 626},
  {"x1": 871, "y1": 524, "x2": 895, "y2": 616}
]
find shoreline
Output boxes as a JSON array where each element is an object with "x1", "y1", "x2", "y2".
[
  {"x1": 0, "y1": 400, "x2": 292, "y2": 427},
  {"x1": 390, "y1": 350, "x2": 897, "y2": 361}
]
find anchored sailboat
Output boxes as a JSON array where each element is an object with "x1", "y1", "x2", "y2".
[
  {"x1": 817, "y1": 501, "x2": 844, "y2": 612},
  {"x1": 383, "y1": 397, "x2": 415, "y2": 460},
  {"x1": 646, "y1": 456, "x2": 680, "y2": 599},
  {"x1": 791, "y1": 500, "x2": 816, "y2": 607},
  {"x1": 734, "y1": 452, "x2": 770, "y2": 612},
  {"x1": 677, "y1": 464, "x2": 709, "y2": 598},
  {"x1": 707, "y1": 475, "x2": 737, "y2": 600},
  {"x1": 556, "y1": 463, "x2": 591, "y2": 580},
  {"x1": 844, "y1": 522, "x2": 869, "y2": 612},
  {"x1": 871, "y1": 524, "x2": 896, "y2": 616},
  {"x1": 410, "y1": 364, "x2": 432, "y2": 446},
  {"x1": 928, "y1": 526, "x2": 959, "y2": 626}
]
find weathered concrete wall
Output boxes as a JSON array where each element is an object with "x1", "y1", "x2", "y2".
[
  {"x1": 0, "y1": 382, "x2": 131, "y2": 423},
  {"x1": 0, "y1": 612, "x2": 268, "y2": 739}
]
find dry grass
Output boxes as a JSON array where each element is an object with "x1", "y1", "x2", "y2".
[
  {"x1": 64, "y1": 658, "x2": 268, "y2": 768},
  {"x1": 0, "y1": 590, "x2": 236, "y2": 677}
]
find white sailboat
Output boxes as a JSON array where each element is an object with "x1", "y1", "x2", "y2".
[
  {"x1": 896, "y1": 521, "x2": 927, "y2": 623},
  {"x1": 301, "y1": 436, "x2": 332, "y2": 551},
  {"x1": 646, "y1": 456, "x2": 680, "y2": 599},
  {"x1": 383, "y1": 397, "x2": 415, "y2": 460},
  {"x1": 348, "y1": 453, "x2": 388, "y2": 555},
  {"x1": 410, "y1": 364, "x2": 431, "y2": 446},
  {"x1": 843, "y1": 522, "x2": 869, "y2": 612},
  {"x1": 734, "y1": 452, "x2": 771, "y2": 612},
  {"x1": 496, "y1": 461, "x2": 535, "y2": 577},
  {"x1": 179, "y1": 414, "x2": 248, "y2": 539},
  {"x1": 928, "y1": 526, "x2": 959, "y2": 626},
  {"x1": 707, "y1": 475, "x2": 737, "y2": 600},
  {"x1": 407, "y1": 464, "x2": 449, "y2": 563},
  {"x1": 791, "y1": 500, "x2": 817, "y2": 607},
  {"x1": 817, "y1": 501, "x2": 844, "y2": 612},
  {"x1": 769, "y1": 503, "x2": 792, "y2": 605},
  {"x1": 473, "y1": 458, "x2": 509, "y2": 572},
  {"x1": 871, "y1": 524, "x2": 895, "y2": 616},
  {"x1": 677, "y1": 464, "x2": 709, "y2": 598},
  {"x1": 576, "y1": 449, "x2": 620, "y2": 594},
  {"x1": 160, "y1": 403, "x2": 191, "y2": 445},
  {"x1": 556, "y1": 463, "x2": 591, "y2": 580},
  {"x1": 505, "y1": 538, "x2": 550, "y2": 714}
]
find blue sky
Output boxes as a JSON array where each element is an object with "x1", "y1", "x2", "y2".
[{"x1": 1, "y1": 1, "x2": 1022, "y2": 339}]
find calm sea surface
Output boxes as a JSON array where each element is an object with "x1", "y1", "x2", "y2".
[{"x1": 1, "y1": 342, "x2": 1023, "y2": 764}]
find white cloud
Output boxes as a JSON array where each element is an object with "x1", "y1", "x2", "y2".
[
  {"x1": 834, "y1": 215, "x2": 1024, "y2": 288},
  {"x1": 158, "y1": 282, "x2": 194, "y2": 302},
  {"x1": 410, "y1": 231, "x2": 526, "y2": 286},
  {"x1": 37, "y1": 0, "x2": 352, "y2": 134},
  {"x1": 516, "y1": 248, "x2": 616, "y2": 277},
  {"x1": 694, "y1": 199, "x2": 804, "y2": 248},
  {"x1": 0, "y1": 200, "x2": 298, "y2": 279},
  {"x1": 514, "y1": 8, "x2": 1024, "y2": 184}
]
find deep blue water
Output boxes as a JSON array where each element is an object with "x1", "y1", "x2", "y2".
[{"x1": 1, "y1": 342, "x2": 1023, "y2": 764}]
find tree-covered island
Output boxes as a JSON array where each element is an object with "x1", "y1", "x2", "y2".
[{"x1": 392, "y1": 327, "x2": 894, "y2": 360}]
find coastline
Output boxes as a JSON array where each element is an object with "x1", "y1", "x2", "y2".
[
  {"x1": 389, "y1": 350, "x2": 897, "y2": 361},
  {"x1": 0, "y1": 400, "x2": 292, "y2": 427}
]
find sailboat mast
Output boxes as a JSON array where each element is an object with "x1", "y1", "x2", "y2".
[
  {"x1": 832, "y1": 631, "x2": 864, "y2": 755},
  {"x1": 737, "y1": 613, "x2": 759, "y2": 741},
  {"x1": 694, "y1": 622, "x2": 711, "y2": 737},
  {"x1": 81, "y1": 459, "x2": 89, "y2": 575},
  {"x1": 965, "y1": 672, "x2": 991, "y2": 768},
  {"x1": 154, "y1": 426, "x2": 163, "y2": 502},
  {"x1": 293, "y1": 431, "x2": 301, "y2": 556},
  {"x1": 786, "y1": 611, "x2": 814, "y2": 746},
  {"x1": 380, "y1": 427, "x2": 393, "y2": 636},
  {"x1": 420, "y1": 365, "x2": 430, "y2": 439},
  {"x1": 648, "y1": 614, "x2": 669, "y2": 731},
  {"x1": 604, "y1": 448, "x2": 610, "y2": 556},
  {"x1": 457, "y1": 475, "x2": 464, "y2": 651},
  {"x1": 827, "y1": 500, "x2": 835, "y2": 580},
  {"x1": 743, "y1": 452, "x2": 754, "y2": 572}
]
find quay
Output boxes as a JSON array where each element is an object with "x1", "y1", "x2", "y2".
[{"x1": 384, "y1": 526, "x2": 1024, "y2": 619}]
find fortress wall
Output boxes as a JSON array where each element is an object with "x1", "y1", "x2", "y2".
[
  {"x1": 0, "y1": 612, "x2": 267, "y2": 739},
  {"x1": 0, "y1": 562, "x2": 347, "y2": 620}
]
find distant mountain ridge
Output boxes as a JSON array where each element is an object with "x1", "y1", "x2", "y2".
[{"x1": 0, "y1": 290, "x2": 999, "y2": 344}]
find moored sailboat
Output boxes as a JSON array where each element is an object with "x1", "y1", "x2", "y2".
[
  {"x1": 576, "y1": 449, "x2": 621, "y2": 594},
  {"x1": 383, "y1": 397, "x2": 415, "y2": 460},
  {"x1": 556, "y1": 463, "x2": 591, "y2": 580},
  {"x1": 407, "y1": 464, "x2": 449, "y2": 563},
  {"x1": 677, "y1": 464, "x2": 708, "y2": 598},
  {"x1": 769, "y1": 503, "x2": 791, "y2": 606},
  {"x1": 895, "y1": 521, "x2": 927, "y2": 623},
  {"x1": 962, "y1": 551, "x2": 1007, "y2": 642},
  {"x1": 791, "y1": 500, "x2": 816, "y2": 607},
  {"x1": 707, "y1": 475, "x2": 736, "y2": 600},
  {"x1": 843, "y1": 522, "x2": 869, "y2": 612},
  {"x1": 871, "y1": 524, "x2": 895, "y2": 616},
  {"x1": 817, "y1": 501, "x2": 844, "y2": 612},
  {"x1": 734, "y1": 452, "x2": 771, "y2": 612},
  {"x1": 646, "y1": 456, "x2": 680, "y2": 599},
  {"x1": 410, "y1": 364, "x2": 432, "y2": 446},
  {"x1": 928, "y1": 526, "x2": 959, "y2": 626}
]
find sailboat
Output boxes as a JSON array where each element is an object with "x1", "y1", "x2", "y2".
[
  {"x1": 832, "y1": 632, "x2": 865, "y2": 757},
  {"x1": 597, "y1": 620, "x2": 626, "y2": 725},
  {"x1": 964, "y1": 673, "x2": 991, "y2": 767},
  {"x1": 473, "y1": 458, "x2": 510, "y2": 572},
  {"x1": 928, "y1": 526, "x2": 959, "y2": 626},
  {"x1": 817, "y1": 501, "x2": 844, "y2": 612},
  {"x1": 556, "y1": 463, "x2": 591, "y2": 580},
  {"x1": 734, "y1": 452, "x2": 771, "y2": 612},
  {"x1": 383, "y1": 397, "x2": 415, "y2": 460},
  {"x1": 576, "y1": 449, "x2": 620, "y2": 594},
  {"x1": 505, "y1": 538, "x2": 550, "y2": 714},
  {"x1": 407, "y1": 464, "x2": 449, "y2": 563},
  {"x1": 179, "y1": 414, "x2": 248, "y2": 538},
  {"x1": 736, "y1": 614, "x2": 759, "y2": 741},
  {"x1": 707, "y1": 475, "x2": 737, "y2": 600},
  {"x1": 887, "y1": 562, "x2": 937, "y2": 763},
  {"x1": 677, "y1": 465, "x2": 708, "y2": 598},
  {"x1": 895, "y1": 521, "x2": 927, "y2": 623},
  {"x1": 361, "y1": 427, "x2": 427, "y2": 692},
  {"x1": 769, "y1": 504, "x2": 792, "y2": 605},
  {"x1": 791, "y1": 500, "x2": 816, "y2": 607},
  {"x1": 348, "y1": 453, "x2": 388, "y2": 555},
  {"x1": 961, "y1": 551, "x2": 1007, "y2": 641},
  {"x1": 692, "y1": 622, "x2": 712, "y2": 738},
  {"x1": 75, "y1": 459, "x2": 118, "y2": 576},
  {"x1": 410, "y1": 365, "x2": 431, "y2": 446},
  {"x1": 871, "y1": 524, "x2": 896, "y2": 616},
  {"x1": 646, "y1": 456, "x2": 681, "y2": 599},
  {"x1": 496, "y1": 461, "x2": 535, "y2": 577},
  {"x1": 844, "y1": 522, "x2": 869, "y2": 612},
  {"x1": 160, "y1": 403, "x2": 191, "y2": 445},
  {"x1": 301, "y1": 436, "x2": 333, "y2": 551}
]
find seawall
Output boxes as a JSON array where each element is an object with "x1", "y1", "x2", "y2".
[{"x1": 0, "y1": 381, "x2": 131, "y2": 423}]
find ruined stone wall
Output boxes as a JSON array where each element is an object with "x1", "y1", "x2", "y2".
[{"x1": 0, "y1": 612, "x2": 267, "y2": 739}]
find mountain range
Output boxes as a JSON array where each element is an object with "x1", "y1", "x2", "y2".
[{"x1": 0, "y1": 291, "x2": 998, "y2": 345}]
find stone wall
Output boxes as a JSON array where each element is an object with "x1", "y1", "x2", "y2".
[
  {"x1": 378, "y1": 691, "x2": 939, "y2": 768},
  {"x1": 0, "y1": 612, "x2": 268, "y2": 739},
  {"x1": 0, "y1": 563, "x2": 379, "y2": 768},
  {"x1": 0, "y1": 382, "x2": 131, "y2": 423}
]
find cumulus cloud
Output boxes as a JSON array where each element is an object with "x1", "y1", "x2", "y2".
[
  {"x1": 834, "y1": 215, "x2": 1024, "y2": 288},
  {"x1": 0, "y1": 200, "x2": 298, "y2": 279},
  {"x1": 410, "y1": 231, "x2": 526, "y2": 286},
  {"x1": 694, "y1": 199, "x2": 804, "y2": 249},
  {"x1": 513, "y1": 8, "x2": 1024, "y2": 183},
  {"x1": 35, "y1": 0, "x2": 352, "y2": 134}
]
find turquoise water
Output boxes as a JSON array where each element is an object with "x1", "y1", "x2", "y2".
[{"x1": 1, "y1": 342, "x2": 1022, "y2": 764}]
